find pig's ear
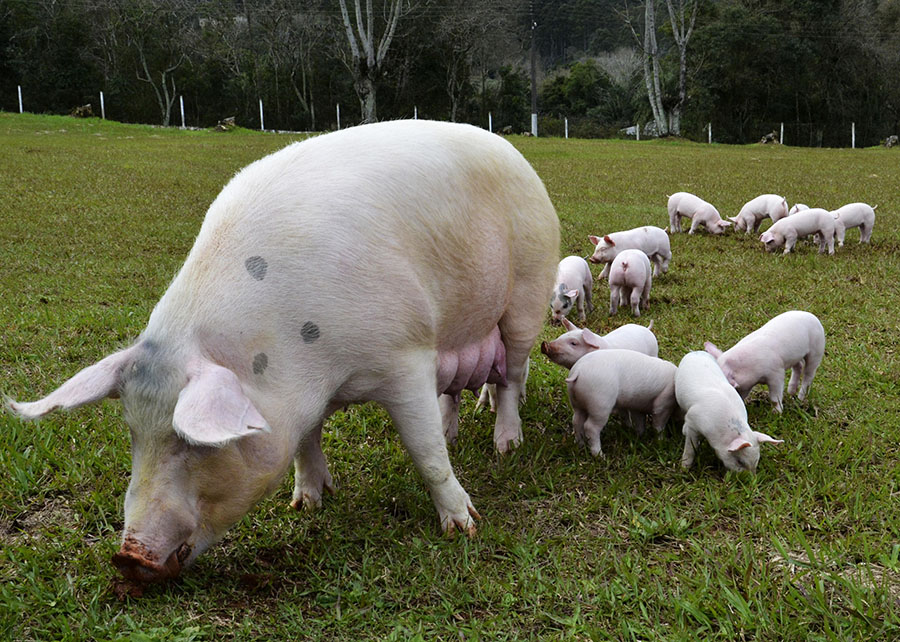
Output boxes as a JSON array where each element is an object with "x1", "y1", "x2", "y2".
[
  {"x1": 6, "y1": 346, "x2": 138, "y2": 420},
  {"x1": 728, "y1": 216, "x2": 738, "y2": 222},
  {"x1": 173, "y1": 359, "x2": 268, "y2": 447},
  {"x1": 727, "y1": 436, "x2": 753, "y2": 453},
  {"x1": 704, "y1": 342, "x2": 723, "y2": 358},
  {"x1": 565, "y1": 289, "x2": 579, "y2": 300},
  {"x1": 582, "y1": 328, "x2": 604, "y2": 349},
  {"x1": 720, "y1": 220, "x2": 733, "y2": 228},
  {"x1": 561, "y1": 317, "x2": 579, "y2": 331},
  {"x1": 588, "y1": 235, "x2": 600, "y2": 246},
  {"x1": 603, "y1": 235, "x2": 615, "y2": 246},
  {"x1": 754, "y1": 431, "x2": 783, "y2": 446}
]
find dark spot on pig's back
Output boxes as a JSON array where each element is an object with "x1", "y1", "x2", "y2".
[
  {"x1": 300, "y1": 322, "x2": 320, "y2": 344},
  {"x1": 253, "y1": 353, "x2": 268, "y2": 375},
  {"x1": 245, "y1": 256, "x2": 268, "y2": 281}
]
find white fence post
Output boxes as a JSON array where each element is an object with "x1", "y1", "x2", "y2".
[
  {"x1": 852, "y1": 122, "x2": 856, "y2": 148},
  {"x1": 100, "y1": 91, "x2": 106, "y2": 119},
  {"x1": 179, "y1": 95, "x2": 185, "y2": 129},
  {"x1": 336, "y1": 104, "x2": 341, "y2": 130},
  {"x1": 780, "y1": 122, "x2": 784, "y2": 145},
  {"x1": 259, "y1": 99, "x2": 265, "y2": 131},
  {"x1": 708, "y1": 122, "x2": 712, "y2": 143},
  {"x1": 18, "y1": 85, "x2": 23, "y2": 113},
  {"x1": 636, "y1": 124, "x2": 640, "y2": 141},
  {"x1": 565, "y1": 118, "x2": 568, "y2": 139},
  {"x1": 488, "y1": 112, "x2": 492, "y2": 133},
  {"x1": 414, "y1": 106, "x2": 417, "y2": 120},
  {"x1": 531, "y1": 113, "x2": 538, "y2": 137}
]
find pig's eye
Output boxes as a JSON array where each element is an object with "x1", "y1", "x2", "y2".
[{"x1": 569, "y1": 341, "x2": 578, "y2": 346}]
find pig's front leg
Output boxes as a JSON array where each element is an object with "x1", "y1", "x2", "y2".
[
  {"x1": 598, "y1": 263, "x2": 610, "y2": 280},
  {"x1": 765, "y1": 372, "x2": 785, "y2": 413},
  {"x1": 681, "y1": 416, "x2": 699, "y2": 469},
  {"x1": 291, "y1": 421, "x2": 336, "y2": 511},
  {"x1": 629, "y1": 410, "x2": 646, "y2": 436},
  {"x1": 440, "y1": 393, "x2": 461, "y2": 444},
  {"x1": 782, "y1": 233, "x2": 797, "y2": 255},
  {"x1": 572, "y1": 408, "x2": 587, "y2": 446},
  {"x1": 383, "y1": 353, "x2": 479, "y2": 535}
]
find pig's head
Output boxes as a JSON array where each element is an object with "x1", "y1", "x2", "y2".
[
  {"x1": 549, "y1": 284, "x2": 579, "y2": 324},
  {"x1": 759, "y1": 231, "x2": 780, "y2": 252},
  {"x1": 716, "y1": 425, "x2": 784, "y2": 474},
  {"x1": 728, "y1": 215, "x2": 746, "y2": 232},
  {"x1": 540, "y1": 317, "x2": 607, "y2": 369},
  {"x1": 7, "y1": 341, "x2": 289, "y2": 590},
  {"x1": 587, "y1": 235, "x2": 616, "y2": 264},
  {"x1": 708, "y1": 218, "x2": 732, "y2": 235}
]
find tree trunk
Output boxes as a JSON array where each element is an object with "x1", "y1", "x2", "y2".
[{"x1": 643, "y1": 1, "x2": 668, "y2": 135}]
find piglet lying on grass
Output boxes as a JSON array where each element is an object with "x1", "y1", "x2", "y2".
[
  {"x1": 667, "y1": 192, "x2": 732, "y2": 234},
  {"x1": 759, "y1": 208, "x2": 835, "y2": 255},
  {"x1": 704, "y1": 310, "x2": 825, "y2": 413},
  {"x1": 676, "y1": 351, "x2": 783, "y2": 473},
  {"x1": 608, "y1": 249, "x2": 652, "y2": 317},
  {"x1": 541, "y1": 317, "x2": 657, "y2": 369},
  {"x1": 565, "y1": 349, "x2": 678, "y2": 457},
  {"x1": 832, "y1": 202, "x2": 876, "y2": 246}
]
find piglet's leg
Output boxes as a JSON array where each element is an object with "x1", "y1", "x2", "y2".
[
  {"x1": 787, "y1": 363, "x2": 803, "y2": 397},
  {"x1": 583, "y1": 414, "x2": 610, "y2": 458},
  {"x1": 681, "y1": 414, "x2": 699, "y2": 469},
  {"x1": 798, "y1": 352, "x2": 823, "y2": 401},
  {"x1": 766, "y1": 373, "x2": 785, "y2": 413},
  {"x1": 291, "y1": 421, "x2": 335, "y2": 511}
]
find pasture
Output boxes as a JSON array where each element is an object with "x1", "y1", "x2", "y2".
[{"x1": 1, "y1": 112, "x2": 899, "y2": 640}]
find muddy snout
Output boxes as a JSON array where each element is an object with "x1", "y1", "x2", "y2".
[
  {"x1": 111, "y1": 536, "x2": 191, "y2": 584},
  {"x1": 540, "y1": 341, "x2": 552, "y2": 356}
]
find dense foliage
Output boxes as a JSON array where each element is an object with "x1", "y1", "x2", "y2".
[{"x1": 1, "y1": 0, "x2": 898, "y2": 145}]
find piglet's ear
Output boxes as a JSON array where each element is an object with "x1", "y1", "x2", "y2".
[
  {"x1": 588, "y1": 235, "x2": 600, "y2": 246},
  {"x1": 727, "y1": 437, "x2": 753, "y2": 453},
  {"x1": 565, "y1": 289, "x2": 579, "y2": 300},
  {"x1": 603, "y1": 235, "x2": 614, "y2": 246},
  {"x1": 703, "y1": 341, "x2": 723, "y2": 358},
  {"x1": 7, "y1": 346, "x2": 139, "y2": 420},
  {"x1": 582, "y1": 328, "x2": 604, "y2": 349},
  {"x1": 561, "y1": 317, "x2": 579, "y2": 331},
  {"x1": 754, "y1": 431, "x2": 783, "y2": 446},
  {"x1": 173, "y1": 359, "x2": 268, "y2": 447}
]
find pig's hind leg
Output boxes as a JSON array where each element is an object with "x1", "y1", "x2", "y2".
[
  {"x1": 797, "y1": 350, "x2": 823, "y2": 401},
  {"x1": 291, "y1": 421, "x2": 336, "y2": 511}
]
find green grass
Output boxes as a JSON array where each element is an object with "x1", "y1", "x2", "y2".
[{"x1": 1, "y1": 112, "x2": 899, "y2": 640}]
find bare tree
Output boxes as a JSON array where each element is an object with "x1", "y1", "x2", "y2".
[
  {"x1": 337, "y1": 0, "x2": 409, "y2": 123},
  {"x1": 624, "y1": 0, "x2": 698, "y2": 136},
  {"x1": 625, "y1": 0, "x2": 667, "y2": 135},
  {"x1": 664, "y1": 0, "x2": 699, "y2": 135}
]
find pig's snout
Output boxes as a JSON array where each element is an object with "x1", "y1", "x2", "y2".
[
  {"x1": 540, "y1": 341, "x2": 550, "y2": 355},
  {"x1": 587, "y1": 255, "x2": 600, "y2": 264},
  {"x1": 112, "y1": 536, "x2": 191, "y2": 584}
]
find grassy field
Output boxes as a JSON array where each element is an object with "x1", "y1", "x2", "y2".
[{"x1": 1, "y1": 112, "x2": 899, "y2": 641}]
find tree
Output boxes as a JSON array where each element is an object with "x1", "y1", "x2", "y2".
[
  {"x1": 337, "y1": 0, "x2": 409, "y2": 123},
  {"x1": 664, "y1": 0, "x2": 698, "y2": 135}
]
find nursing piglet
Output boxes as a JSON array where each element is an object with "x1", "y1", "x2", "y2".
[
  {"x1": 759, "y1": 208, "x2": 835, "y2": 255},
  {"x1": 540, "y1": 317, "x2": 658, "y2": 369},
  {"x1": 676, "y1": 351, "x2": 782, "y2": 473},
  {"x1": 550, "y1": 255, "x2": 595, "y2": 323},
  {"x1": 565, "y1": 349, "x2": 677, "y2": 457},
  {"x1": 587, "y1": 226, "x2": 672, "y2": 278},
  {"x1": 832, "y1": 202, "x2": 876, "y2": 246},
  {"x1": 667, "y1": 192, "x2": 732, "y2": 234},
  {"x1": 729, "y1": 194, "x2": 788, "y2": 233},
  {"x1": 608, "y1": 249, "x2": 651, "y2": 317},
  {"x1": 704, "y1": 310, "x2": 825, "y2": 413}
]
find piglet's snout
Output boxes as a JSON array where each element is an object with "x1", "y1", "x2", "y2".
[
  {"x1": 112, "y1": 536, "x2": 191, "y2": 584},
  {"x1": 540, "y1": 341, "x2": 551, "y2": 355}
]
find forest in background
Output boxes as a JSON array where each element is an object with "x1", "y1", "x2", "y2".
[{"x1": 2, "y1": 0, "x2": 899, "y2": 146}]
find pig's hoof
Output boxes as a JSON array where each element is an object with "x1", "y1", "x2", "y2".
[
  {"x1": 494, "y1": 431, "x2": 522, "y2": 454},
  {"x1": 290, "y1": 476, "x2": 336, "y2": 511},
  {"x1": 442, "y1": 504, "x2": 481, "y2": 538}
]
